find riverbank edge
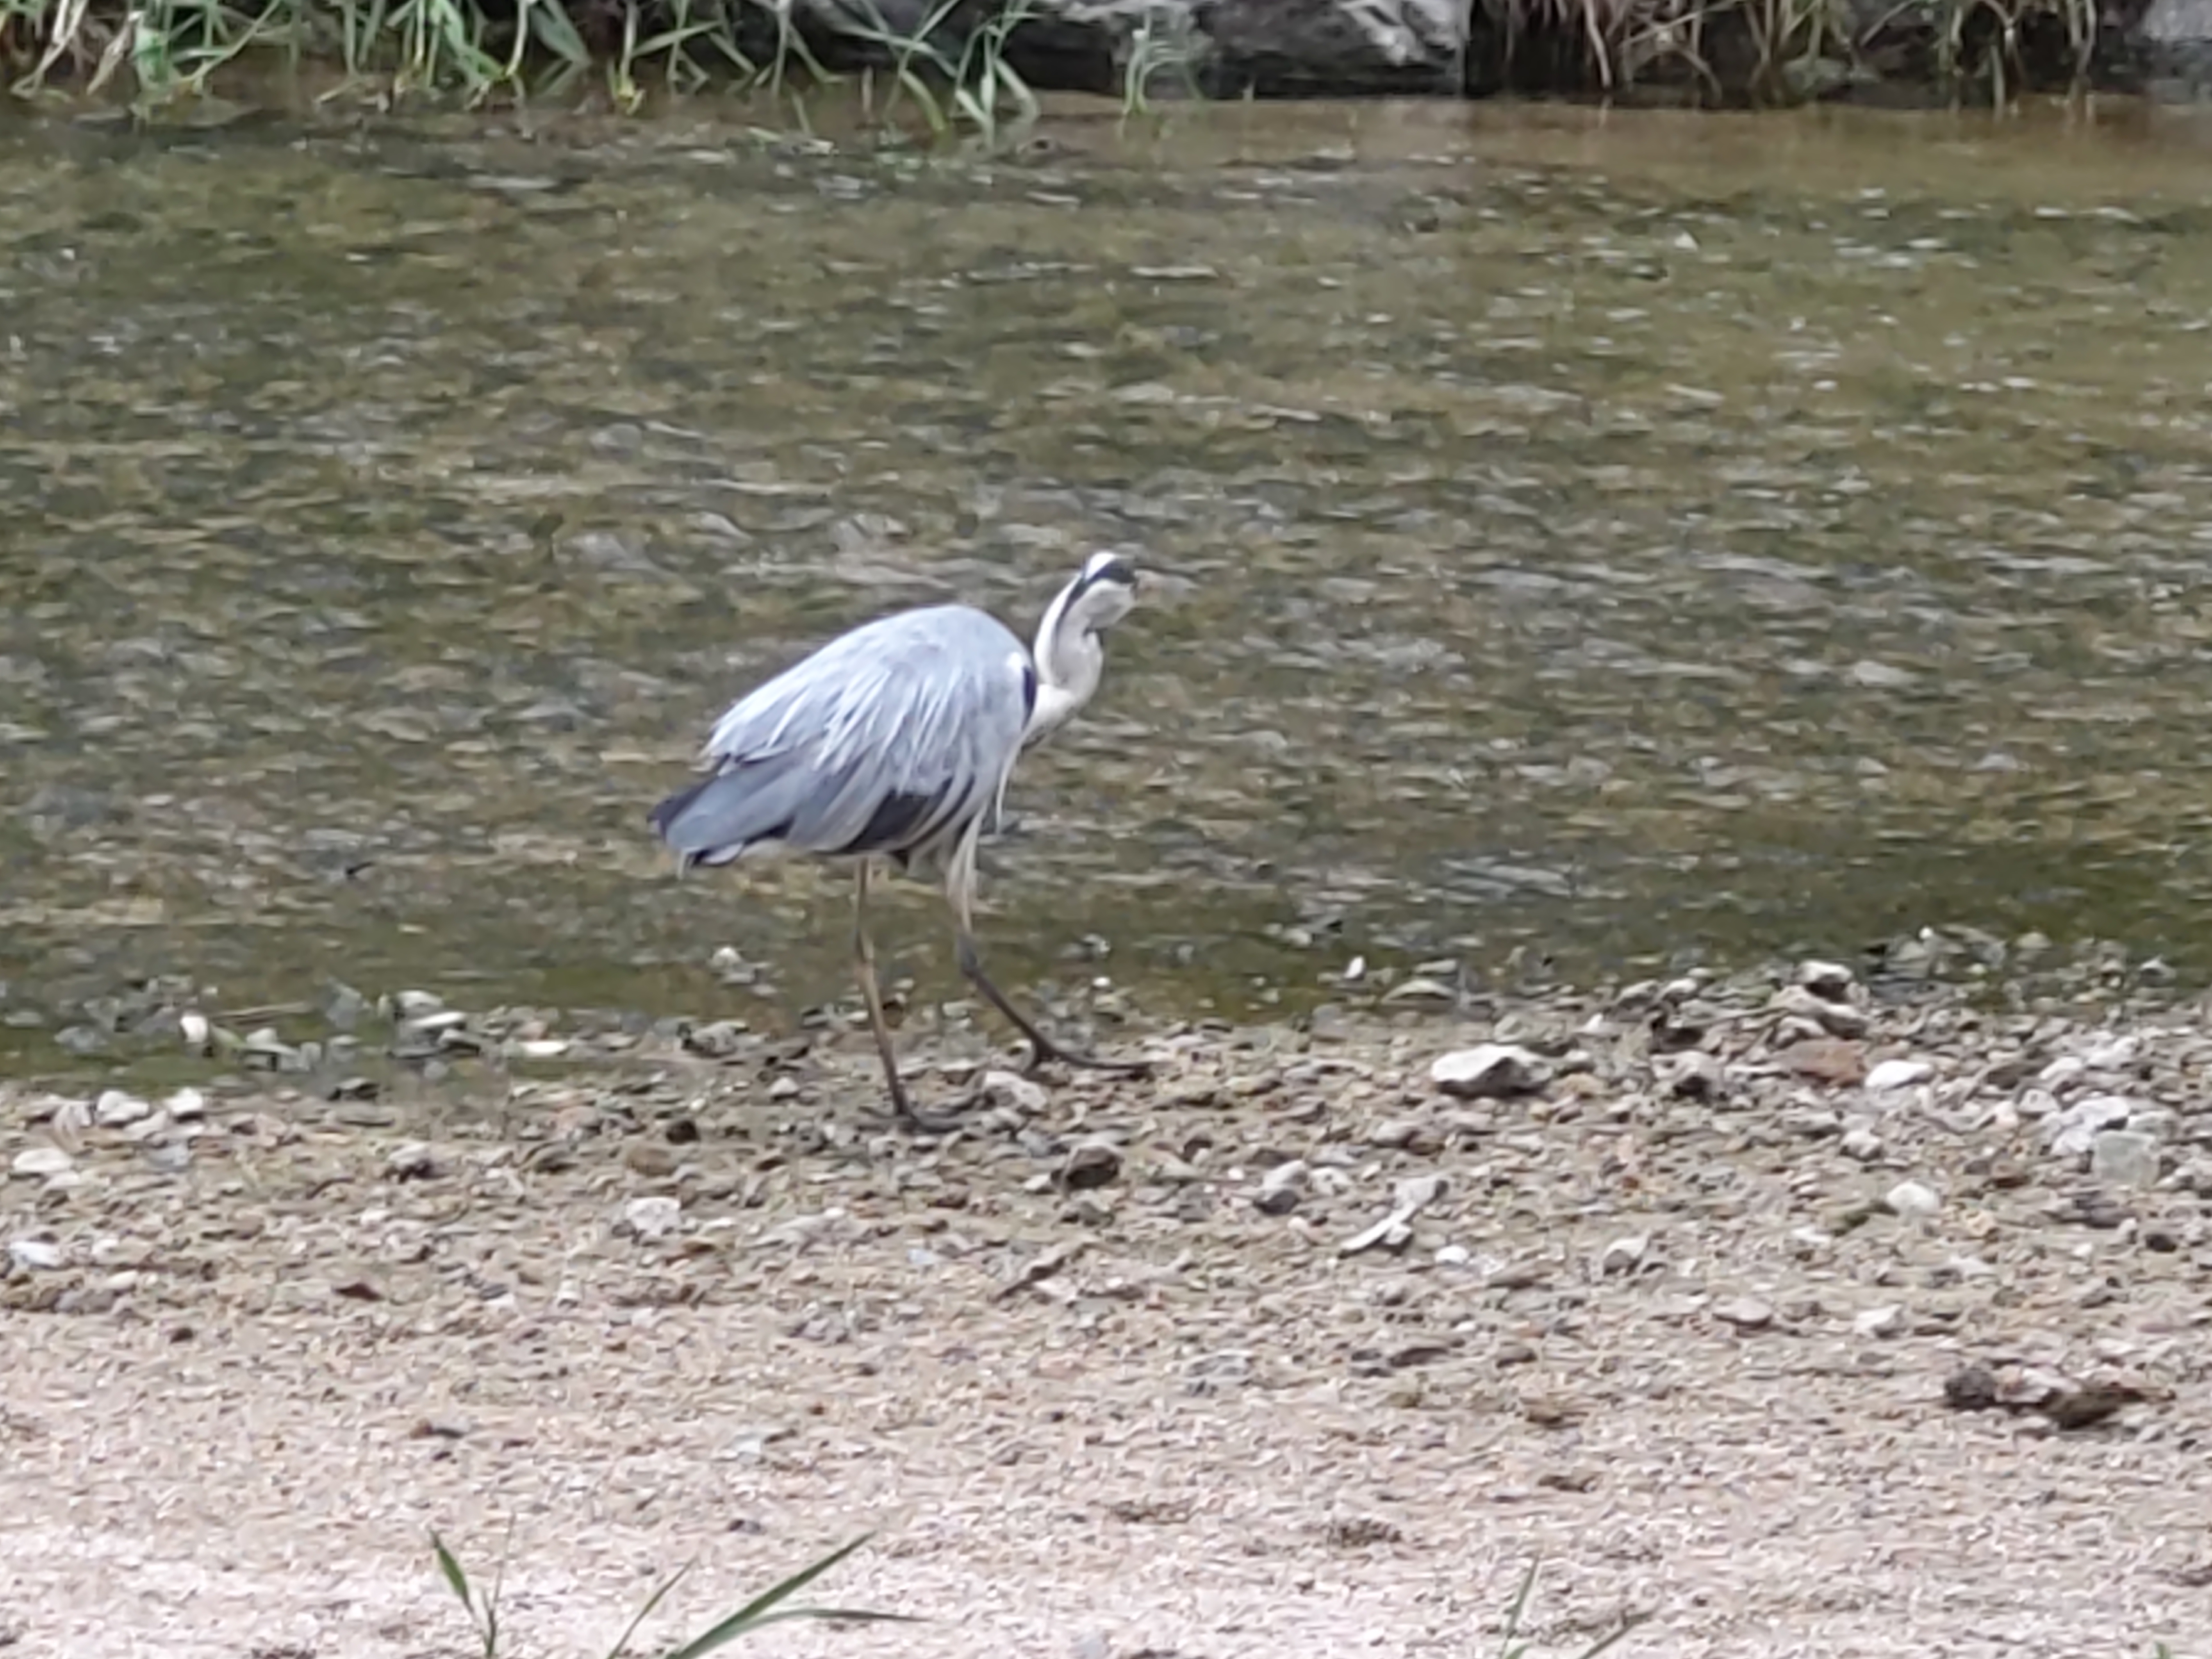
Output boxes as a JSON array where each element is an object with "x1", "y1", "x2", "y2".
[{"x1": 3, "y1": 0, "x2": 2206, "y2": 118}]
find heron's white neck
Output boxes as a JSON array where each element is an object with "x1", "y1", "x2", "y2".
[{"x1": 1024, "y1": 583, "x2": 1108, "y2": 746}]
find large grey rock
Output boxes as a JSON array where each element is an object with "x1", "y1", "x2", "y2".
[{"x1": 787, "y1": 0, "x2": 1468, "y2": 98}]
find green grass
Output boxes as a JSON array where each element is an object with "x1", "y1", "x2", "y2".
[
  {"x1": 0, "y1": 0, "x2": 1052, "y2": 132},
  {"x1": 423, "y1": 1533, "x2": 1651, "y2": 1659},
  {"x1": 1489, "y1": 0, "x2": 2106, "y2": 107},
  {"x1": 428, "y1": 1527, "x2": 917, "y2": 1657},
  {"x1": 0, "y1": 0, "x2": 2113, "y2": 118}
]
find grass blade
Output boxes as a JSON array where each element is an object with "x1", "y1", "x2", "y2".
[
  {"x1": 655, "y1": 1532, "x2": 918, "y2": 1659},
  {"x1": 427, "y1": 1530, "x2": 496, "y2": 1659},
  {"x1": 603, "y1": 1562, "x2": 692, "y2": 1659}
]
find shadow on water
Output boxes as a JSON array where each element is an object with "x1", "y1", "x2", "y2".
[{"x1": 9, "y1": 93, "x2": 2212, "y2": 1068}]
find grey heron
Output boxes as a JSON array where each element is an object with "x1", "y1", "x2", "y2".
[{"x1": 649, "y1": 551, "x2": 1149, "y2": 1129}]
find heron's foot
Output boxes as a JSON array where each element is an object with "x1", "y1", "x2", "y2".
[
  {"x1": 859, "y1": 1077, "x2": 980, "y2": 1136},
  {"x1": 1019, "y1": 1035, "x2": 1154, "y2": 1080}
]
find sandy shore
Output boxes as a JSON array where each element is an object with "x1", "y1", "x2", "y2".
[{"x1": 3, "y1": 954, "x2": 2208, "y2": 1658}]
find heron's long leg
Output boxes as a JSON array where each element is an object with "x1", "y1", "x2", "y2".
[
  {"x1": 944, "y1": 830, "x2": 1151, "y2": 1080},
  {"x1": 851, "y1": 862, "x2": 967, "y2": 1132}
]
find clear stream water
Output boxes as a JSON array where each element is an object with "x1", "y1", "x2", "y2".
[{"x1": 9, "y1": 95, "x2": 2212, "y2": 1069}]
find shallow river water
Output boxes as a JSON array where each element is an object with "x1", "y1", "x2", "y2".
[{"x1": 9, "y1": 94, "x2": 2212, "y2": 1065}]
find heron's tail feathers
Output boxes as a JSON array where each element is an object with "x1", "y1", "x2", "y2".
[{"x1": 647, "y1": 765, "x2": 801, "y2": 871}]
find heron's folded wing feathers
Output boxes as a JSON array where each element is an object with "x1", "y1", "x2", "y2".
[{"x1": 655, "y1": 607, "x2": 1031, "y2": 864}]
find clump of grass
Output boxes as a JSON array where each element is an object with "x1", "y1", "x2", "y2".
[
  {"x1": 0, "y1": 0, "x2": 1045, "y2": 134},
  {"x1": 833, "y1": 0, "x2": 1037, "y2": 140},
  {"x1": 1479, "y1": 0, "x2": 2104, "y2": 105},
  {"x1": 428, "y1": 1527, "x2": 917, "y2": 1657},
  {"x1": 1115, "y1": 1, "x2": 1201, "y2": 116},
  {"x1": 1, "y1": 0, "x2": 2117, "y2": 116}
]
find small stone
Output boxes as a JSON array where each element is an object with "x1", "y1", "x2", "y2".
[
  {"x1": 7, "y1": 1238, "x2": 64, "y2": 1271},
  {"x1": 1060, "y1": 1140, "x2": 1123, "y2": 1191},
  {"x1": 2081, "y1": 1036, "x2": 2139, "y2": 1072},
  {"x1": 1381, "y1": 976, "x2": 1456, "y2": 1005},
  {"x1": 1392, "y1": 1173, "x2": 1448, "y2": 1211},
  {"x1": 2038, "y1": 1055, "x2": 2086, "y2": 1089},
  {"x1": 2090, "y1": 1130, "x2": 2160, "y2": 1190},
  {"x1": 1865, "y1": 1058, "x2": 1933, "y2": 1093},
  {"x1": 391, "y1": 990, "x2": 444, "y2": 1018},
  {"x1": 623, "y1": 1195, "x2": 682, "y2": 1241},
  {"x1": 1714, "y1": 1297, "x2": 1774, "y2": 1331},
  {"x1": 1780, "y1": 1038, "x2": 1867, "y2": 1087},
  {"x1": 47, "y1": 1098, "x2": 89, "y2": 1152},
  {"x1": 513, "y1": 1038, "x2": 571, "y2": 1060},
  {"x1": 1254, "y1": 1160, "x2": 1308, "y2": 1215},
  {"x1": 386, "y1": 1141, "x2": 437, "y2": 1180},
  {"x1": 1660, "y1": 1051, "x2": 1725, "y2": 1100},
  {"x1": 1885, "y1": 1180, "x2": 1941, "y2": 1220},
  {"x1": 976, "y1": 1070, "x2": 1049, "y2": 1117},
  {"x1": 624, "y1": 1143, "x2": 678, "y2": 1178},
  {"x1": 1340, "y1": 1211, "x2": 1414, "y2": 1257},
  {"x1": 1429, "y1": 1044, "x2": 1548, "y2": 1099},
  {"x1": 94, "y1": 1090, "x2": 150, "y2": 1127},
  {"x1": 1853, "y1": 1304, "x2": 1906, "y2": 1338},
  {"x1": 178, "y1": 1011, "x2": 211, "y2": 1049},
  {"x1": 686, "y1": 1020, "x2": 750, "y2": 1059},
  {"x1": 2048, "y1": 1092, "x2": 2142, "y2": 1158},
  {"x1": 9, "y1": 1147, "x2": 72, "y2": 1179},
  {"x1": 1598, "y1": 1235, "x2": 1648, "y2": 1275},
  {"x1": 1368, "y1": 1117, "x2": 1436, "y2": 1152},
  {"x1": 1433, "y1": 1244, "x2": 1470, "y2": 1267},
  {"x1": 1772, "y1": 985, "x2": 1868, "y2": 1037},
  {"x1": 1796, "y1": 960, "x2": 1856, "y2": 998},
  {"x1": 1840, "y1": 1126, "x2": 1884, "y2": 1162},
  {"x1": 163, "y1": 1087, "x2": 207, "y2": 1121}
]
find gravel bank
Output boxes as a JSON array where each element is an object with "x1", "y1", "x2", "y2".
[{"x1": 4, "y1": 945, "x2": 2208, "y2": 1657}]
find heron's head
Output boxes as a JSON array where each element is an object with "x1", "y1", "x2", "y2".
[
  {"x1": 1060, "y1": 550, "x2": 1141, "y2": 637},
  {"x1": 1026, "y1": 551, "x2": 1143, "y2": 743}
]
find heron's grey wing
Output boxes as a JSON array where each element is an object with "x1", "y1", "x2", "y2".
[{"x1": 651, "y1": 606, "x2": 1036, "y2": 867}]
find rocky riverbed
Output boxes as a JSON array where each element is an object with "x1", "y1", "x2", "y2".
[{"x1": 3, "y1": 941, "x2": 2208, "y2": 1656}]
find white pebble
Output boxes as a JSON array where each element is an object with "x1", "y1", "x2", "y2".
[
  {"x1": 1885, "y1": 1180, "x2": 1941, "y2": 1219},
  {"x1": 1865, "y1": 1058, "x2": 1933, "y2": 1093},
  {"x1": 623, "y1": 1196, "x2": 683, "y2": 1242},
  {"x1": 95, "y1": 1090, "x2": 150, "y2": 1126},
  {"x1": 1429, "y1": 1043, "x2": 1547, "y2": 1099},
  {"x1": 1853, "y1": 1304, "x2": 1906, "y2": 1338},
  {"x1": 7, "y1": 1238, "x2": 64, "y2": 1271}
]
